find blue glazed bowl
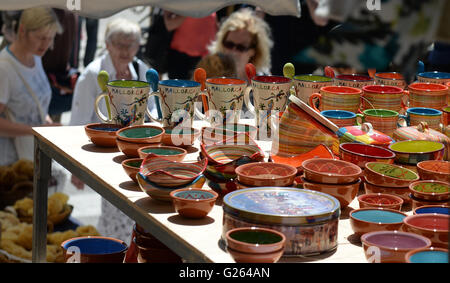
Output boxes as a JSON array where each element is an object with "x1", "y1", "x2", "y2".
[
  {"x1": 405, "y1": 247, "x2": 449, "y2": 263},
  {"x1": 61, "y1": 236, "x2": 128, "y2": 263},
  {"x1": 413, "y1": 205, "x2": 450, "y2": 215},
  {"x1": 349, "y1": 208, "x2": 407, "y2": 237}
]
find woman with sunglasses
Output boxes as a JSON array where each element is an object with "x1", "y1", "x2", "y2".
[{"x1": 208, "y1": 8, "x2": 273, "y2": 81}]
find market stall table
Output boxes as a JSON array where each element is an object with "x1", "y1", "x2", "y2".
[{"x1": 31, "y1": 120, "x2": 371, "y2": 263}]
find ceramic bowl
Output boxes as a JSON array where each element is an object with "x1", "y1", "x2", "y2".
[
  {"x1": 216, "y1": 123, "x2": 258, "y2": 140},
  {"x1": 139, "y1": 154, "x2": 207, "y2": 187},
  {"x1": 116, "y1": 125, "x2": 164, "y2": 144},
  {"x1": 408, "y1": 180, "x2": 450, "y2": 201},
  {"x1": 389, "y1": 140, "x2": 445, "y2": 165},
  {"x1": 170, "y1": 188, "x2": 218, "y2": 219},
  {"x1": 301, "y1": 176, "x2": 360, "y2": 209},
  {"x1": 409, "y1": 193, "x2": 450, "y2": 210},
  {"x1": 357, "y1": 193, "x2": 404, "y2": 211},
  {"x1": 302, "y1": 158, "x2": 362, "y2": 184},
  {"x1": 84, "y1": 123, "x2": 123, "y2": 147},
  {"x1": 136, "y1": 172, "x2": 206, "y2": 202},
  {"x1": 226, "y1": 247, "x2": 285, "y2": 263},
  {"x1": 134, "y1": 237, "x2": 182, "y2": 263},
  {"x1": 138, "y1": 145, "x2": 187, "y2": 162},
  {"x1": 364, "y1": 181, "x2": 411, "y2": 203},
  {"x1": 361, "y1": 231, "x2": 432, "y2": 263},
  {"x1": 121, "y1": 158, "x2": 143, "y2": 184},
  {"x1": 402, "y1": 214, "x2": 449, "y2": 248},
  {"x1": 413, "y1": 205, "x2": 450, "y2": 215},
  {"x1": 235, "y1": 162, "x2": 297, "y2": 187},
  {"x1": 61, "y1": 236, "x2": 128, "y2": 263},
  {"x1": 134, "y1": 224, "x2": 169, "y2": 250},
  {"x1": 405, "y1": 247, "x2": 449, "y2": 263},
  {"x1": 201, "y1": 127, "x2": 255, "y2": 146},
  {"x1": 349, "y1": 208, "x2": 407, "y2": 237},
  {"x1": 339, "y1": 143, "x2": 396, "y2": 168},
  {"x1": 364, "y1": 162, "x2": 419, "y2": 188},
  {"x1": 116, "y1": 138, "x2": 161, "y2": 157},
  {"x1": 161, "y1": 127, "x2": 200, "y2": 147},
  {"x1": 417, "y1": 160, "x2": 450, "y2": 182}
]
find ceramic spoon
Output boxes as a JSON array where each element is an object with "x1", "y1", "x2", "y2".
[
  {"x1": 283, "y1": 63, "x2": 295, "y2": 79},
  {"x1": 146, "y1": 68, "x2": 162, "y2": 119},
  {"x1": 193, "y1": 68, "x2": 208, "y2": 113},
  {"x1": 97, "y1": 70, "x2": 111, "y2": 120},
  {"x1": 245, "y1": 63, "x2": 256, "y2": 84}
]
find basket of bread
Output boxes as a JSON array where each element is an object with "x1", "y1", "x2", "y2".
[{"x1": 0, "y1": 159, "x2": 34, "y2": 210}]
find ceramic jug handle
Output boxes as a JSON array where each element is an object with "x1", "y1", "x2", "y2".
[
  {"x1": 147, "y1": 91, "x2": 163, "y2": 123},
  {"x1": 94, "y1": 93, "x2": 112, "y2": 123},
  {"x1": 309, "y1": 93, "x2": 321, "y2": 112},
  {"x1": 355, "y1": 114, "x2": 364, "y2": 126},
  {"x1": 194, "y1": 91, "x2": 208, "y2": 121},
  {"x1": 401, "y1": 90, "x2": 410, "y2": 110},
  {"x1": 244, "y1": 85, "x2": 255, "y2": 115},
  {"x1": 398, "y1": 114, "x2": 409, "y2": 128}
]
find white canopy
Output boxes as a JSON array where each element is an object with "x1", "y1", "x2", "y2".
[{"x1": 0, "y1": 0, "x2": 301, "y2": 18}]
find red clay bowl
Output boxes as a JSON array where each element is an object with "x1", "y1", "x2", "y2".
[
  {"x1": 170, "y1": 188, "x2": 218, "y2": 219},
  {"x1": 302, "y1": 158, "x2": 362, "y2": 184},
  {"x1": 364, "y1": 181, "x2": 411, "y2": 204},
  {"x1": 116, "y1": 138, "x2": 161, "y2": 158},
  {"x1": 357, "y1": 193, "x2": 404, "y2": 211},
  {"x1": 364, "y1": 162, "x2": 419, "y2": 188},
  {"x1": 417, "y1": 160, "x2": 450, "y2": 182},
  {"x1": 121, "y1": 158, "x2": 143, "y2": 184},
  {"x1": 361, "y1": 231, "x2": 432, "y2": 263},
  {"x1": 226, "y1": 247, "x2": 284, "y2": 263},
  {"x1": 402, "y1": 214, "x2": 449, "y2": 249},
  {"x1": 405, "y1": 247, "x2": 449, "y2": 263},
  {"x1": 339, "y1": 143, "x2": 396, "y2": 168},
  {"x1": 138, "y1": 145, "x2": 187, "y2": 162},
  {"x1": 349, "y1": 208, "x2": 407, "y2": 237},
  {"x1": 408, "y1": 180, "x2": 450, "y2": 201},
  {"x1": 225, "y1": 227, "x2": 286, "y2": 255},
  {"x1": 161, "y1": 127, "x2": 200, "y2": 147},
  {"x1": 301, "y1": 176, "x2": 360, "y2": 209},
  {"x1": 413, "y1": 205, "x2": 450, "y2": 215},
  {"x1": 235, "y1": 162, "x2": 297, "y2": 187},
  {"x1": 84, "y1": 123, "x2": 123, "y2": 147},
  {"x1": 116, "y1": 125, "x2": 164, "y2": 144}
]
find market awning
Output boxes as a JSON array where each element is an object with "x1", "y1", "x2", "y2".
[{"x1": 0, "y1": 0, "x2": 301, "y2": 18}]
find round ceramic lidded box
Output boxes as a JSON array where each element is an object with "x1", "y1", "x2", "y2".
[{"x1": 222, "y1": 187, "x2": 341, "y2": 256}]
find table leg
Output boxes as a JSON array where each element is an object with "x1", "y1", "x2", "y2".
[{"x1": 32, "y1": 137, "x2": 52, "y2": 263}]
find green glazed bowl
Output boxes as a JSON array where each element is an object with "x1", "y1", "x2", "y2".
[
  {"x1": 409, "y1": 180, "x2": 450, "y2": 201},
  {"x1": 138, "y1": 145, "x2": 187, "y2": 162},
  {"x1": 116, "y1": 125, "x2": 164, "y2": 144},
  {"x1": 389, "y1": 140, "x2": 445, "y2": 165}
]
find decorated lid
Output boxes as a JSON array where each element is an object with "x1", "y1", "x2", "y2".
[
  {"x1": 337, "y1": 123, "x2": 394, "y2": 146},
  {"x1": 394, "y1": 122, "x2": 449, "y2": 145},
  {"x1": 223, "y1": 187, "x2": 341, "y2": 226}
]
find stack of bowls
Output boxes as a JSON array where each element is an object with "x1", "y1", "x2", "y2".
[
  {"x1": 363, "y1": 162, "x2": 420, "y2": 204},
  {"x1": 84, "y1": 123, "x2": 123, "y2": 147},
  {"x1": 408, "y1": 180, "x2": 450, "y2": 209},
  {"x1": 300, "y1": 158, "x2": 362, "y2": 209},
  {"x1": 116, "y1": 125, "x2": 165, "y2": 157},
  {"x1": 234, "y1": 162, "x2": 297, "y2": 190}
]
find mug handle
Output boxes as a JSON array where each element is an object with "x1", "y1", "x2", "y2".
[
  {"x1": 356, "y1": 114, "x2": 365, "y2": 126},
  {"x1": 194, "y1": 91, "x2": 209, "y2": 121},
  {"x1": 397, "y1": 114, "x2": 409, "y2": 128},
  {"x1": 147, "y1": 90, "x2": 163, "y2": 123},
  {"x1": 94, "y1": 93, "x2": 112, "y2": 123},
  {"x1": 309, "y1": 93, "x2": 321, "y2": 112},
  {"x1": 401, "y1": 90, "x2": 410, "y2": 110},
  {"x1": 244, "y1": 85, "x2": 255, "y2": 115}
]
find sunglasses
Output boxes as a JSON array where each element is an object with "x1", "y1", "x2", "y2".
[{"x1": 222, "y1": 40, "x2": 254, "y2": 52}]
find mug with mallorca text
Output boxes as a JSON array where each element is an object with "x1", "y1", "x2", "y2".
[
  {"x1": 408, "y1": 83, "x2": 449, "y2": 111},
  {"x1": 356, "y1": 109, "x2": 400, "y2": 137},
  {"x1": 334, "y1": 74, "x2": 374, "y2": 89},
  {"x1": 293, "y1": 74, "x2": 333, "y2": 104},
  {"x1": 362, "y1": 85, "x2": 408, "y2": 113},
  {"x1": 244, "y1": 75, "x2": 292, "y2": 138},
  {"x1": 321, "y1": 110, "x2": 357, "y2": 128},
  {"x1": 309, "y1": 86, "x2": 362, "y2": 114},
  {"x1": 398, "y1": 107, "x2": 443, "y2": 131},
  {"x1": 95, "y1": 80, "x2": 151, "y2": 127},
  {"x1": 417, "y1": 72, "x2": 450, "y2": 85},
  {"x1": 148, "y1": 80, "x2": 201, "y2": 128},
  {"x1": 374, "y1": 72, "x2": 407, "y2": 89}
]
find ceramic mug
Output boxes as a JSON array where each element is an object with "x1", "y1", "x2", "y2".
[
  {"x1": 309, "y1": 86, "x2": 362, "y2": 114},
  {"x1": 148, "y1": 80, "x2": 201, "y2": 127},
  {"x1": 408, "y1": 83, "x2": 449, "y2": 111},
  {"x1": 95, "y1": 80, "x2": 151, "y2": 127},
  {"x1": 333, "y1": 74, "x2": 374, "y2": 89},
  {"x1": 374, "y1": 72, "x2": 407, "y2": 89},
  {"x1": 356, "y1": 109, "x2": 400, "y2": 137},
  {"x1": 399, "y1": 107, "x2": 443, "y2": 130},
  {"x1": 244, "y1": 75, "x2": 292, "y2": 138},
  {"x1": 195, "y1": 78, "x2": 247, "y2": 126},
  {"x1": 321, "y1": 110, "x2": 357, "y2": 128},
  {"x1": 362, "y1": 85, "x2": 408, "y2": 113},
  {"x1": 442, "y1": 106, "x2": 450, "y2": 127},
  {"x1": 417, "y1": 71, "x2": 450, "y2": 85},
  {"x1": 293, "y1": 74, "x2": 333, "y2": 104}
]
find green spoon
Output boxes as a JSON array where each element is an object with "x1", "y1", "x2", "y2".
[
  {"x1": 283, "y1": 63, "x2": 295, "y2": 79},
  {"x1": 97, "y1": 70, "x2": 111, "y2": 120}
]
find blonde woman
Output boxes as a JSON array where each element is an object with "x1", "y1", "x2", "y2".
[
  {"x1": 0, "y1": 7, "x2": 62, "y2": 166},
  {"x1": 208, "y1": 8, "x2": 273, "y2": 80}
]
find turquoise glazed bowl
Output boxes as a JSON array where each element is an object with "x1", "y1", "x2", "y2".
[
  {"x1": 349, "y1": 208, "x2": 407, "y2": 237},
  {"x1": 138, "y1": 145, "x2": 187, "y2": 162},
  {"x1": 116, "y1": 125, "x2": 164, "y2": 144},
  {"x1": 405, "y1": 247, "x2": 449, "y2": 263}
]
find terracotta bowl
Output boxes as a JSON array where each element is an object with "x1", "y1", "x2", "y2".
[
  {"x1": 405, "y1": 247, "x2": 449, "y2": 263},
  {"x1": 389, "y1": 140, "x2": 445, "y2": 165},
  {"x1": 408, "y1": 180, "x2": 450, "y2": 201},
  {"x1": 417, "y1": 160, "x2": 450, "y2": 182},
  {"x1": 361, "y1": 231, "x2": 432, "y2": 263},
  {"x1": 402, "y1": 214, "x2": 449, "y2": 249},
  {"x1": 302, "y1": 158, "x2": 361, "y2": 184},
  {"x1": 116, "y1": 138, "x2": 161, "y2": 158},
  {"x1": 133, "y1": 237, "x2": 182, "y2": 263},
  {"x1": 235, "y1": 162, "x2": 297, "y2": 187},
  {"x1": 61, "y1": 236, "x2": 128, "y2": 263},
  {"x1": 170, "y1": 188, "x2": 218, "y2": 219},
  {"x1": 134, "y1": 224, "x2": 169, "y2": 250},
  {"x1": 364, "y1": 181, "x2": 411, "y2": 204},
  {"x1": 409, "y1": 193, "x2": 450, "y2": 210},
  {"x1": 84, "y1": 123, "x2": 123, "y2": 147},
  {"x1": 364, "y1": 162, "x2": 419, "y2": 188},
  {"x1": 139, "y1": 154, "x2": 207, "y2": 187},
  {"x1": 301, "y1": 177, "x2": 360, "y2": 209},
  {"x1": 413, "y1": 205, "x2": 450, "y2": 215},
  {"x1": 138, "y1": 145, "x2": 187, "y2": 162},
  {"x1": 161, "y1": 127, "x2": 200, "y2": 147},
  {"x1": 116, "y1": 125, "x2": 164, "y2": 144},
  {"x1": 226, "y1": 247, "x2": 285, "y2": 263},
  {"x1": 339, "y1": 143, "x2": 396, "y2": 168},
  {"x1": 349, "y1": 208, "x2": 407, "y2": 237},
  {"x1": 357, "y1": 193, "x2": 404, "y2": 211},
  {"x1": 215, "y1": 123, "x2": 258, "y2": 140},
  {"x1": 121, "y1": 158, "x2": 143, "y2": 184}
]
